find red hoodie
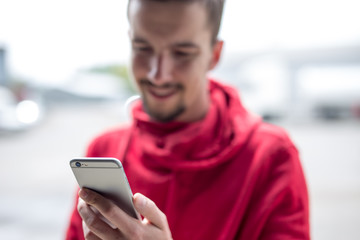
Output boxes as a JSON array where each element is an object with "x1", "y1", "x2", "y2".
[{"x1": 66, "y1": 79, "x2": 310, "y2": 240}]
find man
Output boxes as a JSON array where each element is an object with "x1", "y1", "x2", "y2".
[{"x1": 66, "y1": 0, "x2": 310, "y2": 239}]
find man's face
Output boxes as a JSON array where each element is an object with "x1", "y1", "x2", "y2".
[{"x1": 128, "y1": 0, "x2": 222, "y2": 122}]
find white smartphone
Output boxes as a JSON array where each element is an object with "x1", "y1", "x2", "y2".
[{"x1": 69, "y1": 157, "x2": 140, "y2": 219}]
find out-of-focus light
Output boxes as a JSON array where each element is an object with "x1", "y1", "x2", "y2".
[{"x1": 16, "y1": 100, "x2": 40, "y2": 124}]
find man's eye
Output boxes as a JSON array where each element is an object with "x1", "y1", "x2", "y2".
[
  {"x1": 134, "y1": 46, "x2": 152, "y2": 53},
  {"x1": 173, "y1": 51, "x2": 193, "y2": 57}
]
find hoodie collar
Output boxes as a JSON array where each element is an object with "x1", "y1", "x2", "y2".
[{"x1": 130, "y1": 79, "x2": 261, "y2": 170}]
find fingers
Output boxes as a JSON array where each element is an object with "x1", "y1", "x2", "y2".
[
  {"x1": 78, "y1": 188, "x2": 172, "y2": 240},
  {"x1": 133, "y1": 193, "x2": 169, "y2": 230},
  {"x1": 77, "y1": 198, "x2": 119, "y2": 239},
  {"x1": 79, "y1": 188, "x2": 139, "y2": 236},
  {"x1": 82, "y1": 222, "x2": 102, "y2": 240}
]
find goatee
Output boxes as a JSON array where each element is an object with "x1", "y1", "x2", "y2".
[{"x1": 140, "y1": 79, "x2": 185, "y2": 122}]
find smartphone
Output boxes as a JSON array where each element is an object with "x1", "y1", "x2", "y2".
[{"x1": 70, "y1": 157, "x2": 140, "y2": 220}]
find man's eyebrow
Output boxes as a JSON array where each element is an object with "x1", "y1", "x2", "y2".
[
  {"x1": 132, "y1": 37, "x2": 199, "y2": 49},
  {"x1": 132, "y1": 37, "x2": 149, "y2": 44},
  {"x1": 173, "y1": 42, "x2": 199, "y2": 49}
]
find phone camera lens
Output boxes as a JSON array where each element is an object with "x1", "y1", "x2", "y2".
[{"x1": 75, "y1": 162, "x2": 81, "y2": 167}]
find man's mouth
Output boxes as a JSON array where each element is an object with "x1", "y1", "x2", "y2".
[
  {"x1": 140, "y1": 80, "x2": 182, "y2": 100},
  {"x1": 148, "y1": 87, "x2": 178, "y2": 99}
]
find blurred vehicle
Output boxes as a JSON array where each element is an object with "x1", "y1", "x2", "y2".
[
  {"x1": 0, "y1": 86, "x2": 42, "y2": 132},
  {"x1": 298, "y1": 64, "x2": 360, "y2": 120}
]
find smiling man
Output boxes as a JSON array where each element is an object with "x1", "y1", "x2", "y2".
[
  {"x1": 65, "y1": 0, "x2": 310, "y2": 239},
  {"x1": 129, "y1": 0, "x2": 222, "y2": 123}
]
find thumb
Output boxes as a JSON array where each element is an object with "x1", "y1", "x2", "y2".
[{"x1": 133, "y1": 193, "x2": 168, "y2": 229}]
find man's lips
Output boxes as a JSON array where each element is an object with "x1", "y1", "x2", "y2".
[
  {"x1": 148, "y1": 86, "x2": 178, "y2": 99},
  {"x1": 139, "y1": 79, "x2": 183, "y2": 100}
]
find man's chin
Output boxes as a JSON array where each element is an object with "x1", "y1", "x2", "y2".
[
  {"x1": 145, "y1": 106, "x2": 185, "y2": 123},
  {"x1": 142, "y1": 94, "x2": 185, "y2": 122}
]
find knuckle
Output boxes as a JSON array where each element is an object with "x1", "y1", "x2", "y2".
[
  {"x1": 82, "y1": 220, "x2": 101, "y2": 240},
  {"x1": 84, "y1": 214, "x2": 105, "y2": 235},
  {"x1": 84, "y1": 213, "x2": 98, "y2": 228},
  {"x1": 128, "y1": 225, "x2": 144, "y2": 239},
  {"x1": 159, "y1": 211, "x2": 167, "y2": 223},
  {"x1": 77, "y1": 199, "x2": 85, "y2": 210},
  {"x1": 84, "y1": 230, "x2": 97, "y2": 240},
  {"x1": 147, "y1": 199, "x2": 156, "y2": 208},
  {"x1": 77, "y1": 201, "x2": 88, "y2": 217}
]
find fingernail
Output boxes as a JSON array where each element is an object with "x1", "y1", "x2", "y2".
[{"x1": 79, "y1": 188, "x2": 88, "y2": 200}]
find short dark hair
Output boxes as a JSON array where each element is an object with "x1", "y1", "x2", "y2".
[{"x1": 127, "y1": 0, "x2": 225, "y2": 44}]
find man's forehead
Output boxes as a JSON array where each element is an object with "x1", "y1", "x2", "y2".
[
  {"x1": 129, "y1": 0, "x2": 207, "y2": 28},
  {"x1": 128, "y1": 0, "x2": 210, "y2": 43}
]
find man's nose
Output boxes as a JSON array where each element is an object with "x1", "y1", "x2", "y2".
[{"x1": 147, "y1": 54, "x2": 173, "y2": 84}]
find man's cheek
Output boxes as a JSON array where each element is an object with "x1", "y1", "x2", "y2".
[{"x1": 132, "y1": 55, "x2": 151, "y2": 75}]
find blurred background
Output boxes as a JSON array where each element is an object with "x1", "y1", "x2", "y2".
[{"x1": 0, "y1": 0, "x2": 359, "y2": 239}]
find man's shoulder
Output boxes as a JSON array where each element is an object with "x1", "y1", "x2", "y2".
[
  {"x1": 242, "y1": 121, "x2": 301, "y2": 179},
  {"x1": 251, "y1": 121, "x2": 295, "y2": 150}
]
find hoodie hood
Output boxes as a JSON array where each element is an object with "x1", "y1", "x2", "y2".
[{"x1": 130, "y1": 79, "x2": 261, "y2": 171}]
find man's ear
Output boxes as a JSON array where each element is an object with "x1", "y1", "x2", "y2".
[{"x1": 209, "y1": 40, "x2": 224, "y2": 70}]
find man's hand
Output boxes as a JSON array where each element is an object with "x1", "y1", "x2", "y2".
[{"x1": 77, "y1": 188, "x2": 173, "y2": 240}]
